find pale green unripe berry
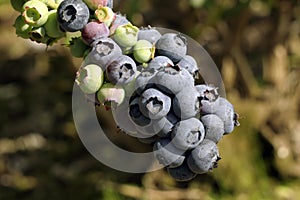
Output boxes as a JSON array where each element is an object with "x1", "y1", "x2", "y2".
[
  {"x1": 76, "y1": 64, "x2": 104, "y2": 94},
  {"x1": 97, "y1": 83, "x2": 125, "y2": 107},
  {"x1": 133, "y1": 40, "x2": 155, "y2": 63},
  {"x1": 29, "y1": 26, "x2": 46, "y2": 42},
  {"x1": 22, "y1": 0, "x2": 49, "y2": 27},
  {"x1": 113, "y1": 24, "x2": 139, "y2": 48},
  {"x1": 44, "y1": 10, "x2": 65, "y2": 38},
  {"x1": 14, "y1": 15, "x2": 32, "y2": 39}
]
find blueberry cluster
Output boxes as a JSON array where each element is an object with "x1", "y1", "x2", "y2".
[
  {"x1": 11, "y1": 0, "x2": 240, "y2": 181},
  {"x1": 120, "y1": 71, "x2": 240, "y2": 181}
]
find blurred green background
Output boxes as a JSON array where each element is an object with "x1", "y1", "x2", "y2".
[{"x1": 1, "y1": 0, "x2": 300, "y2": 199}]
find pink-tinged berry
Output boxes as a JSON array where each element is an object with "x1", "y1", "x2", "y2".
[
  {"x1": 95, "y1": 6, "x2": 115, "y2": 27},
  {"x1": 22, "y1": 0, "x2": 49, "y2": 27},
  {"x1": 97, "y1": 83, "x2": 125, "y2": 108},
  {"x1": 81, "y1": 21, "x2": 109, "y2": 45}
]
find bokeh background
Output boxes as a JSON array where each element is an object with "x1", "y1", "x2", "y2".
[{"x1": 1, "y1": 0, "x2": 300, "y2": 199}]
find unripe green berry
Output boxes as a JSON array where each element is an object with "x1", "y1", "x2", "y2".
[
  {"x1": 22, "y1": 0, "x2": 49, "y2": 27},
  {"x1": 29, "y1": 26, "x2": 46, "y2": 42},
  {"x1": 133, "y1": 40, "x2": 155, "y2": 63},
  {"x1": 76, "y1": 64, "x2": 104, "y2": 94},
  {"x1": 14, "y1": 15, "x2": 32, "y2": 39},
  {"x1": 44, "y1": 10, "x2": 65, "y2": 38},
  {"x1": 97, "y1": 83, "x2": 125, "y2": 107},
  {"x1": 95, "y1": 6, "x2": 115, "y2": 27},
  {"x1": 113, "y1": 24, "x2": 139, "y2": 48},
  {"x1": 28, "y1": 27, "x2": 55, "y2": 45}
]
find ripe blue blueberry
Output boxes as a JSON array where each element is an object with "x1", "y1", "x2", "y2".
[
  {"x1": 86, "y1": 38, "x2": 122, "y2": 70},
  {"x1": 180, "y1": 68, "x2": 195, "y2": 87},
  {"x1": 129, "y1": 96, "x2": 151, "y2": 126},
  {"x1": 156, "y1": 118, "x2": 173, "y2": 138},
  {"x1": 201, "y1": 114, "x2": 225, "y2": 143},
  {"x1": 135, "y1": 117, "x2": 167, "y2": 137},
  {"x1": 167, "y1": 161, "x2": 197, "y2": 182},
  {"x1": 155, "y1": 67, "x2": 186, "y2": 95},
  {"x1": 57, "y1": 0, "x2": 90, "y2": 32},
  {"x1": 172, "y1": 86, "x2": 201, "y2": 119},
  {"x1": 171, "y1": 118, "x2": 205, "y2": 150},
  {"x1": 156, "y1": 33, "x2": 187, "y2": 62},
  {"x1": 112, "y1": 98, "x2": 138, "y2": 135},
  {"x1": 177, "y1": 55, "x2": 199, "y2": 78},
  {"x1": 166, "y1": 111, "x2": 180, "y2": 126},
  {"x1": 200, "y1": 98, "x2": 220, "y2": 115},
  {"x1": 196, "y1": 84, "x2": 220, "y2": 114},
  {"x1": 134, "y1": 68, "x2": 157, "y2": 95},
  {"x1": 106, "y1": 55, "x2": 137, "y2": 85},
  {"x1": 187, "y1": 139, "x2": 220, "y2": 174},
  {"x1": 196, "y1": 84, "x2": 219, "y2": 101},
  {"x1": 153, "y1": 138, "x2": 185, "y2": 168},
  {"x1": 147, "y1": 56, "x2": 174, "y2": 72},
  {"x1": 138, "y1": 27, "x2": 162, "y2": 44},
  {"x1": 139, "y1": 88, "x2": 171, "y2": 119},
  {"x1": 157, "y1": 111, "x2": 180, "y2": 138},
  {"x1": 214, "y1": 97, "x2": 239, "y2": 134}
]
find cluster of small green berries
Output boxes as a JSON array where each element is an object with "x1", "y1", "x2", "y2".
[{"x1": 11, "y1": 0, "x2": 65, "y2": 44}]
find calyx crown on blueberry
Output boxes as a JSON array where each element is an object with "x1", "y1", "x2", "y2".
[
  {"x1": 10, "y1": 0, "x2": 240, "y2": 182},
  {"x1": 57, "y1": 0, "x2": 90, "y2": 32}
]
